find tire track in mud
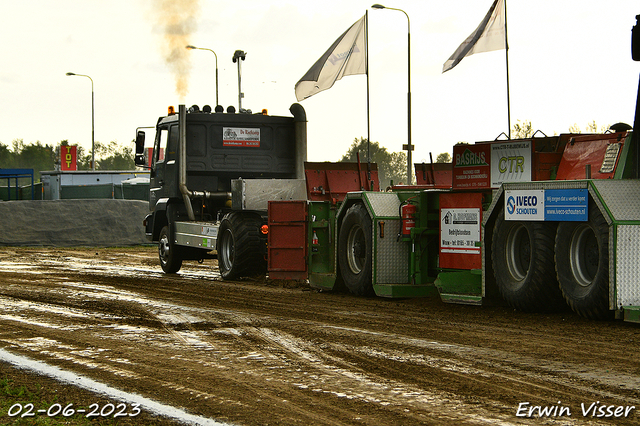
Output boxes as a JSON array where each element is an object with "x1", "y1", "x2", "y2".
[
  {"x1": 0, "y1": 268, "x2": 404, "y2": 424},
  {"x1": 311, "y1": 324, "x2": 640, "y2": 398},
  {"x1": 227, "y1": 319, "x2": 640, "y2": 423},
  {"x1": 118, "y1": 278, "x2": 640, "y2": 405},
  {"x1": 137, "y1": 305, "x2": 472, "y2": 425},
  {"x1": 0, "y1": 271, "x2": 515, "y2": 424},
  {"x1": 126, "y1": 279, "x2": 640, "y2": 424},
  {"x1": 136, "y1": 308, "x2": 525, "y2": 425},
  {"x1": 303, "y1": 326, "x2": 640, "y2": 409},
  {"x1": 2, "y1": 248, "x2": 640, "y2": 425}
]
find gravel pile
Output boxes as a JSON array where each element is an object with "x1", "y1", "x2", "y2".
[{"x1": 0, "y1": 199, "x2": 150, "y2": 247}]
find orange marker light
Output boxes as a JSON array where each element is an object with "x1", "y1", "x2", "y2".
[
  {"x1": 168, "y1": 106, "x2": 175, "y2": 115},
  {"x1": 260, "y1": 225, "x2": 269, "y2": 235}
]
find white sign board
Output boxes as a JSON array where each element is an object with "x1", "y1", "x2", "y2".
[
  {"x1": 223, "y1": 127, "x2": 261, "y2": 147},
  {"x1": 440, "y1": 208, "x2": 481, "y2": 254},
  {"x1": 491, "y1": 141, "x2": 532, "y2": 187},
  {"x1": 504, "y1": 190, "x2": 545, "y2": 221}
]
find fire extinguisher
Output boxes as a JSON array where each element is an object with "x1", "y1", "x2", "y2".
[{"x1": 401, "y1": 202, "x2": 417, "y2": 236}]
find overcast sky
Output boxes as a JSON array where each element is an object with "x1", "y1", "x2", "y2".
[{"x1": 1, "y1": 0, "x2": 638, "y2": 165}]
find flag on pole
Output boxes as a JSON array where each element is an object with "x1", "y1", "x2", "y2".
[
  {"x1": 442, "y1": 0, "x2": 505, "y2": 73},
  {"x1": 295, "y1": 15, "x2": 366, "y2": 101}
]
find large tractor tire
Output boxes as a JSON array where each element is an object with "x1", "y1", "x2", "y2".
[
  {"x1": 491, "y1": 208, "x2": 565, "y2": 312},
  {"x1": 158, "y1": 226, "x2": 183, "y2": 274},
  {"x1": 555, "y1": 203, "x2": 611, "y2": 320},
  {"x1": 217, "y1": 212, "x2": 266, "y2": 280},
  {"x1": 338, "y1": 203, "x2": 374, "y2": 296}
]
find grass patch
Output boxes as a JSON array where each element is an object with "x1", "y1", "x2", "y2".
[
  {"x1": 0, "y1": 365, "x2": 182, "y2": 425},
  {"x1": 0, "y1": 376, "x2": 91, "y2": 425}
]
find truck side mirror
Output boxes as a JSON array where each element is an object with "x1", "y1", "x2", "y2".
[
  {"x1": 134, "y1": 131, "x2": 146, "y2": 166},
  {"x1": 633, "y1": 14, "x2": 640, "y2": 61},
  {"x1": 135, "y1": 131, "x2": 145, "y2": 154}
]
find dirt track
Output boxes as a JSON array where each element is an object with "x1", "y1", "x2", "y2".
[{"x1": 1, "y1": 247, "x2": 640, "y2": 425}]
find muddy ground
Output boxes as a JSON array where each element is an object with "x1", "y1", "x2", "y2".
[{"x1": 1, "y1": 247, "x2": 640, "y2": 425}]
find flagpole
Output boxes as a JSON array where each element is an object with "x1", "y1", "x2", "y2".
[
  {"x1": 365, "y1": 11, "x2": 373, "y2": 190},
  {"x1": 366, "y1": 11, "x2": 371, "y2": 169},
  {"x1": 504, "y1": 0, "x2": 511, "y2": 139}
]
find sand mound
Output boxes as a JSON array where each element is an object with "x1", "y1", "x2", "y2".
[{"x1": 0, "y1": 199, "x2": 150, "y2": 247}]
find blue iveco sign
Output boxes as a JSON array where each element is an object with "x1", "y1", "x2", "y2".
[{"x1": 505, "y1": 189, "x2": 588, "y2": 221}]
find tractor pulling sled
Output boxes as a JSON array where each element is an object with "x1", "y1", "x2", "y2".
[{"x1": 136, "y1": 14, "x2": 640, "y2": 323}]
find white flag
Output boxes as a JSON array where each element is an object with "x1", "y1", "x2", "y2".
[
  {"x1": 442, "y1": 0, "x2": 505, "y2": 73},
  {"x1": 295, "y1": 15, "x2": 366, "y2": 101}
]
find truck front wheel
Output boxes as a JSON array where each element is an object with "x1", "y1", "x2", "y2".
[
  {"x1": 555, "y1": 203, "x2": 611, "y2": 320},
  {"x1": 491, "y1": 208, "x2": 564, "y2": 312},
  {"x1": 217, "y1": 212, "x2": 266, "y2": 280},
  {"x1": 158, "y1": 226, "x2": 183, "y2": 273},
  {"x1": 338, "y1": 203, "x2": 373, "y2": 296}
]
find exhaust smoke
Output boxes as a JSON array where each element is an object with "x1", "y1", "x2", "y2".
[{"x1": 152, "y1": 0, "x2": 200, "y2": 99}]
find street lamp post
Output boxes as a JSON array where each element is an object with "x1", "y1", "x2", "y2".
[
  {"x1": 232, "y1": 50, "x2": 246, "y2": 111},
  {"x1": 186, "y1": 45, "x2": 219, "y2": 107},
  {"x1": 372, "y1": 4, "x2": 413, "y2": 185},
  {"x1": 66, "y1": 72, "x2": 95, "y2": 171}
]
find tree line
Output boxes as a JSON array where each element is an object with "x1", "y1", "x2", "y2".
[
  {"x1": 0, "y1": 139, "x2": 135, "y2": 182},
  {"x1": 338, "y1": 137, "x2": 407, "y2": 188},
  {"x1": 339, "y1": 120, "x2": 607, "y2": 186},
  {"x1": 2, "y1": 119, "x2": 606, "y2": 188}
]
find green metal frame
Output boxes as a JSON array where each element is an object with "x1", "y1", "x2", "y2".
[
  {"x1": 613, "y1": 133, "x2": 636, "y2": 180},
  {"x1": 311, "y1": 191, "x2": 436, "y2": 298},
  {"x1": 622, "y1": 306, "x2": 640, "y2": 323},
  {"x1": 362, "y1": 191, "x2": 436, "y2": 298},
  {"x1": 434, "y1": 270, "x2": 483, "y2": 305},
  {"x1": 308, "y1": 200, "x2": 339, "y2": 290}
]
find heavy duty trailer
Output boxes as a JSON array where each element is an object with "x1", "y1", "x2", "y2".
[
  {"x1": 266, "y1": 13, "x2": 640, "y2": 322},
  {"x1": 267, "y1": 125, "x2": 640, "y2": 322}
]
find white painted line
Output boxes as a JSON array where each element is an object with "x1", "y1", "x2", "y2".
[{"x1": 0, "y1": 348, "x2": 231, "y2": 426}]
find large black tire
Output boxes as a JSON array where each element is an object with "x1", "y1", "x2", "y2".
[
  {"x1": 491, "y1": 208, "x2": 565, "y2": 312},
  {"x1": 158, "y1": 226, "x2": 183, "y2": 274},
  {"x1": 217, "y1": 212, "x2": 266, "y2": 280},
  {"x1": 338, "y1": 203, "x2": 374, "y2": 296},
  {"x1": 555, "y1": 203, "x2": 611, "y2": 320}
]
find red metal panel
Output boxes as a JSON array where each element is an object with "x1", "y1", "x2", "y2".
[
  {"x1": 533, "y1": 152, "x2": 563, "y2": 181},
  {"x1": 414, "y1": 163, "x2": 452, "y2": 188},
  {"x1": 267, "y1": 200, "x2": 308, "y2": 280},
  {"x1": 304, "y1": 162, "x2": 379, "y2": 202},
  {"x1": 556, "y1": 133, "x2": 626, "y2": 180}
]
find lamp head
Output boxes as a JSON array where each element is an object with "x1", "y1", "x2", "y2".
[
  {"x1": 66, "y1": 72, "x2": 76, "y2": 76},
  {"x1": 186, "y1": 45, "x2": 197, "y2": 50},
  {"x1": 372, "y1": 4, "x2": 386, "y2": 9},
  {"x1": 232, "y1": 50, "x2": 246, "y2": 63}
]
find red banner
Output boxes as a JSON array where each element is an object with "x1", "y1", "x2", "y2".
[
  {"x1": 452, "y1": 143, "x2": 490, "y2": 189},
  {"x1": 60, "y1": 146, "x2": 77, "y2": 171},
  {"x1": 147, "y1": 147, "x2": 154, "y2": 168},
  {"x1": 146, "y1": 147, "x2": 164, "y2": 167}
]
